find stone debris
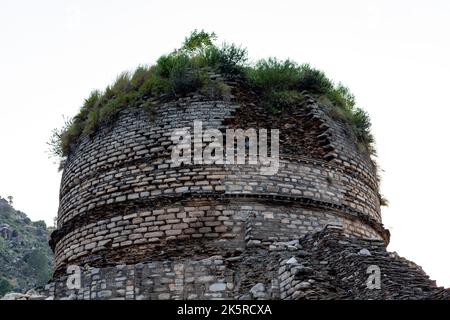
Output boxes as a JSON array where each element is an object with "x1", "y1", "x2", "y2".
[
  {"x1": 277, "y1": 227, "x2": 450, "y2": 300},
  {"x1": 7, "y1": 226, "x2": 447, "y2": 300},
  {"x1": 286, "y1": 257, "x2": 299, "y2": 265},
  {"x1": 250, "y1": 283, "x2": 267, "y2": 299},
  {"x1": 358, "y1": 248, "x2": 371, "y2": 256},
  {"x1": 1, "y1": 289, "x2": 47, "y2": 301}
]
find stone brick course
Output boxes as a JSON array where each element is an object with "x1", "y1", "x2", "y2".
[{"x1": 48, "y1": 77, "x2": 391, "y2": 299}]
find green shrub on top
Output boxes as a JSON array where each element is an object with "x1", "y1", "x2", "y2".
[
  {"x1": 181, "y1": 29, "x2": 217, "y2": 53},
  {"x1": 50, "y1": 30, "x2": 376, "y2": 160},
  {"x1": 297, "y1": 64, "x2": 333, "y2": 94},
  {"x1": 202, "y1": 43, "x2": 248, "y2": 76},
  {"x1": 248, "y1": 58, "x2": 300, "y2": 91},
  {"x1": 170, "y1": 68, "x2": 208, "y2": 96},
  {"x1": 262, "y1": 90, "x2": 305, "y2": 114}
]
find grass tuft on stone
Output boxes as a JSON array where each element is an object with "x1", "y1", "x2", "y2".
[{"x1": 49, "y1": 30, "x2": 375, "y2": 159}]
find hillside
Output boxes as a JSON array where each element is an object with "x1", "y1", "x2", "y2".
[{"x1": 0, "y1": 196, "x2": 53, "y2": 296}]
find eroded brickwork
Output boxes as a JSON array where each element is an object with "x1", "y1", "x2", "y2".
[
  {"x1": 48, "y1": 76, "x2": 391, "y2": 299},
  {"x1": 38, "y1": 226, "x2": 449, "y2": 300}
]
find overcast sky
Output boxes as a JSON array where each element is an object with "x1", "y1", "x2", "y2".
[{"x1": 0, "y1": 0, "x2": 449, "y2": 287}]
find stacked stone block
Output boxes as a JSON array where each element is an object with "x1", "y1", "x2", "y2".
[{"x1": 48, "y1": 78, "x2": 390, "y2": 299}]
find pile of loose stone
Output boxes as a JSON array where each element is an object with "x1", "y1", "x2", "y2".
[
  {"x1": 2, "y1": 225, "x2": 448, "y2": 300},
  {"x1": 0, "y1": 289, "x2": 51, "y2": 300},
  {"x1": 274, "y1": 225, "x2": 450, "y2": 300}
]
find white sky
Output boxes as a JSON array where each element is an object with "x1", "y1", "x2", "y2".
[{"x1": 0, "y1": 0, "x2": 449, "y2": 287}]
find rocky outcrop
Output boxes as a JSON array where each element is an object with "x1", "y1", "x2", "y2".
[
  {"x1": 0, "y1": 197, "x2": 53, "y2": 296},
  {"x1": 0, "y1": 224, "x2": 14, "y2": 240}
]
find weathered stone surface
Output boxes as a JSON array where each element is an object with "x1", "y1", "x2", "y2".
[
  {"x1": 26, "y1": 73, "x2": 446, "y2": 300},
  {"x1": 358, "y1": 248, "x2": 371, "y2": 256},
  {"x1": 209, "y1": 283, "x2": 226, "y2": 292},
  {"x1": 29, "y1": 226, "x2": 450, "y2": 300},
  {"x1": 1, "y1": 291, "x2": 47, "y2": 301}
]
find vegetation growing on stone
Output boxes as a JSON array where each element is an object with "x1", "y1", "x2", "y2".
[
  {"x1": 50, "y1": 30, "x2": 375, "y2": 159},
  {"x1": 247, "y1": 58, "x2": 374, "y2": 154}
]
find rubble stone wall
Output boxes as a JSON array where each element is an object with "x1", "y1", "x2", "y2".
[
  {"x1": 53, "y1": 198, "x2": 382, "y2": 271},
  {"x1": 44, "y1": 257, "x2": 238, "y2": 300},
  {"x1": 39, "y1": 226, "x2": 449, "y2": 300},
  {"x1": 51, "y1": 84, "x2": 388, "y2": 295}
]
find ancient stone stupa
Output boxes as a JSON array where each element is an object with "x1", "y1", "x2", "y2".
[{"x1": 39, "y1": 32, "x2": 448, "y2": 300}]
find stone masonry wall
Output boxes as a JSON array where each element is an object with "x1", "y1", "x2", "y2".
[
  {"x1": 39, "y1": 226, "x2": 448, "y2": 300},
  {"x1": 50, "y1": 77, "x2": 388, "y2": 294},
  {"x1": 53, "y1": 198, "x2": 381, "y2": 272}
]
